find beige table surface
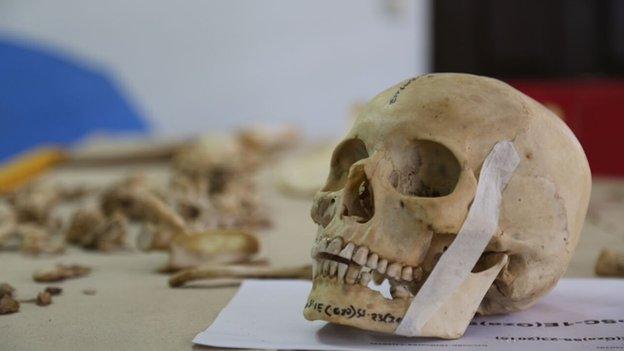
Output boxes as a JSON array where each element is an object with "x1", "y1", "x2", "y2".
[{"x1": 1, "y1": 162, "x2": 623, "y2": 350}]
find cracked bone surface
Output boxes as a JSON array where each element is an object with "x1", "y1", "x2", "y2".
[{"x1": 303, "y1": 73, "x2": 591, "y2": 338}]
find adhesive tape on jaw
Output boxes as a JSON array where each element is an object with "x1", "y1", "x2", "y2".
[{"x1": 394, "y1": 140, "x2": 520, "y2": 337}]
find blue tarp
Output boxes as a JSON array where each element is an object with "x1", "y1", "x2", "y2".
[{"x1": 0, "y1": 37, "x2": 148, "y2": 161}]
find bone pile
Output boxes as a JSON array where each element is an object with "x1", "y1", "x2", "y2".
[{"x1": 0, "y1": 183, "x2": 91, "y2": 255}]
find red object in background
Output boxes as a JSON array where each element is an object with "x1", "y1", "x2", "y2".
[{"x1": 508, "y1": 79, "x2": 624, "y2": 177}]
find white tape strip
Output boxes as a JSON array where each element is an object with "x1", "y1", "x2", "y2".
[{"x1": 395, "y1": 140, "x2": 520, "y2": 337}]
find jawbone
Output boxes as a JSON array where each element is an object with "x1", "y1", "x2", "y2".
[{"x1": 303, "y1": 277, "x2": 411, "y2": 334}]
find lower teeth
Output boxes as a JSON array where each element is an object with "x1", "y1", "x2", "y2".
[{"x1": 315, "y1": 259, "x2": 417, "y2": 299}]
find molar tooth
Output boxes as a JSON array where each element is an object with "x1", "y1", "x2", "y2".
[
  {"x1": 337, "y1": 263, "x2": 348, "y2": 281},
  {"x1": 390, "y1": 285, "x2": 411, "y2": 299},
  {"x1": 359, "y1": 272, "x2": 372, "y2": 286},
  {"x1": 387, "y1": 262, "x2": 402, "y2": 279},
  {"x1": 401, "y1": 266, "x2": 413, "y2": 282},
  {"x1": 338, "y1": 242, "x2": 355, "y2": 260},
  {"x1": 328, "y1": 237, "x2": 342, "y2": 254},
  {"x1": 366, "y1": 253, "x2": 378, "y2": 269},
  {"x1": 377, "y1": 259, "x2": 388, "y2": 274},
  {"x1": 353, "y1": 246, "x2": 369, "y2": 265},
  {"x1": 345, "y1": 266, "x2": 360, "y2": 284},
  {"x1": 413, "y1": 266, "x2": 423, "y2": 281}
]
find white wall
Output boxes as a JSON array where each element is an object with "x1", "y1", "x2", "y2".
[{"x1": 0, "y1": 0, "x2": 430, "y2": 139}]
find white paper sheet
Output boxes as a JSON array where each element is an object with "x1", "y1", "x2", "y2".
[{"x1": 194, "y1": 279, "x2": 624, "y2": 351}]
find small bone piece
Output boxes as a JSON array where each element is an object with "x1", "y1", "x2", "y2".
[
  {"x1": 169, "y1": 264, "x2": 311, "y2": 287},
  {"x1": 164, "y1": 229, "x2": 260, "y2": 272},
  {"x1": 33, "y1": 264, "x2": 91, "y2": 282},
  {"x1": 82, "y1": 288, "x2": 97, "y2": 296},
  {"x1": 67, "y1": 209, "x2": 127, "y2": 251},
  {"x1": 45, "y1": 287, "x2": 62, "y2": 296},
  {"x1": 0, "y1": 283, "x2": 15, "y2": 298},
  {"x1": 36, "y1": 292, "x2": 52, "y2": 306},
  {"x1": 595, "y1": 248, "x2": 624, "y2": 277},
  {"x1": 0, "y1": 295, "x2": 20, "y2": 314}
]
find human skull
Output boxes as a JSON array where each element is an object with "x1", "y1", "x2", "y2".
[{"x1": 303, "y1": 73, "x2": 591, "y2": 337}]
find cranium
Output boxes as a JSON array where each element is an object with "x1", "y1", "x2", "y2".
[{"x1": 303, "y1": 73, "x2": 591, "y2": 338}]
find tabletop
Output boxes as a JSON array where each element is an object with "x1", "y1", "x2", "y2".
[{"x1": 1, "y1": 161, "x2": 623, "y2": 350}]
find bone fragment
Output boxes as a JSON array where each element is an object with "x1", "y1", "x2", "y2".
[
  {"x1": 595, "y1": 248, "x2": 624, "y2": 277},
  {"x1": 169, "y1": 264, "x2": 312, "y2": 287}
]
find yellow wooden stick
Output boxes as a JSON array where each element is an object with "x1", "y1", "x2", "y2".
[{"x1": 0, "y1": 147, "x2": 67, "y2": 193}]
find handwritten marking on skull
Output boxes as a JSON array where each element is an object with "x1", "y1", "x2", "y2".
[
  {"x1": 389, "y1": 78, "x2": 417, "y2": 105},
  {"x1": 304, "y1": 298, "x2": 402, "y2": 324}
]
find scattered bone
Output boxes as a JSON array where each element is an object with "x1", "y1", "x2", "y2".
[
  {"x1": 10, "y1": 182, "x2": 60, "y2": 226},
  {"x1": 36, "y1": 292, "x2": 52, "y2": 306},
  {"x1": 66, "y1": 207, "x2": 105, "y2": 244},
  {"x1": 44, "y1": 287, "x2": 62, "y2": 296},
  {"x1": 164, "y1": 229, "x2": 260, "y2": 272},
  {"x1": 33, "y1": 264, "x2": 91, "y2": 283},
  {"x1": 0, "y1": 295, "x2": 20, "y2": 314},
  {"x1": 82, "y1": 288, "x2": 97, "y2": 296},
  {"x1": 101, "y1": 178, "x2": 185, "y2": 232},
  {"x1": 237, "y1": 124, "x2": 299, "y2": 159},
  {"x1": 0, "y1": 283, "x2": 15, "y2": 298},
  {"x1": 66, "y1": 209, "x2": 127, "y2": 251},
  {"x1": 595, "y1": 248, "x2": 624, "y2": 277},
  {"x1": 169, "y1": 264, "x2": 311, "y2": 287},
  {"x1": 0, "y1": 224, "x2": 65, "y2": 255},
  {"x1": 136, "y1": 223, "x2": 178, "y2": 252}
]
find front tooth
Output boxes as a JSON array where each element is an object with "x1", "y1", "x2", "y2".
[
  {"x1": 322, "y1": 260, "x2": 330, "y2": 275},
  {"x1": 345, "y1": 266, "x2": 359, "y2": 284},
  {"x1": 391, "y1": 285, "x2": 410, "y2": 299},
  {"x1": 339, "y1": 242, "x2": 355, "y2": 260},
  {"x1": 329, "y1": 261, "x2": 338, "y2": 276},
  {"x1": 328, "y1": 237, "x2": 342, "y2": 254},
  {"x1": 387, "y1": 262, "x2": 402, "y2": 279},
  {"x1": 312, "y1": 261, "x2": 319, "y2": 277},
  {"x1": 413, "y1": 266, "x2": 423, "y2": 281},
  {"x1": 337, "y1": 263, "x2": 348, "y2": 280},
  {"x1": 366, "y1": 253, "x2": 378, "y2": 269},
  {"x1": 377, "y1": 259, "x2": 388, "y2": 274},
  {"x1": 359, "y1": 272, "x2": 372, "y2": 286},
  {"x1": 401, "y1": 266, "x2": 413, "y2": 281},
  {"x1": 353, "y1": 246, "x2": 369, "y2": 265}
]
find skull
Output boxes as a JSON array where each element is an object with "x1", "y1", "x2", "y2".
[{"x1": 303, "y1": 73, "x2": 591, "y2": 337}]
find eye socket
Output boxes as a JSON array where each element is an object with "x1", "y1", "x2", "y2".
[
  {"x1": 388, "y1": 140, "x2": 460, "y2": 197},
  {"x1": 322, "y1": 138, "x2": 368, "y2": 192}
]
